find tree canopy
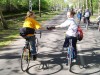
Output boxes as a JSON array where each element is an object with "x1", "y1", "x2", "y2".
[{"x1": 0, "y1": 0, "x2": 67, "y2": 13}]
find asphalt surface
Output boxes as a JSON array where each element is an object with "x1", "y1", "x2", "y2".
[{"x1": 0, "y1": 11, "x2": 100, "y2": 75}]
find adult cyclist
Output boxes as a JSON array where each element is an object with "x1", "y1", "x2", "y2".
[{"x1": 47, "y1": 11, "x2": 78, "y2": 62}]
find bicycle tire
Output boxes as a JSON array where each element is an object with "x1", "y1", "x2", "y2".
[
  {"x1": 21, "y1": 47, "x2": 30, "y2": 72},
  {"x1": 35, "y1": 37, "x2": 39, "y2": 53},
  {"x1": 67, "y1": 47, "x2": 72, "y2": 71}
]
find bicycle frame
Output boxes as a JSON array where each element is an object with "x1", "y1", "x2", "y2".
[
  {"x1": 67, "y1": 39, "x2": 75, "y2": 71},
  {"x1": 25, "y1": 39, "x2": 31, "y2": 59}
]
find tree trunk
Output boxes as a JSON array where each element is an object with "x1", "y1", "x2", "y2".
[
  {"x1": 78, "y1": 0, "x2": 80, "y2": 9},
  {"x1": 86, "y1": 0, "x2": 88, "y2": 8},
  {"x1": 0, "y1": 11, "x2": 8, "y2": 29},
  {"x1": 6, "y1": 0, "x2": 11, "y2": 12},
  {"x1": 98, "y1": 0, "x2": 100, "y2": 16},
  {"x1": 39, "y1": 0, "x2": 41, "y2": 17},
  {"x1": 90, "y1": 0, "x2": 93, "y2": 15}
]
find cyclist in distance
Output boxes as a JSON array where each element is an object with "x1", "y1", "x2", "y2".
[
  {"x1": 22, "y1": 11, "x2": 42, "y2": 60},
  {"x1": 47, "y1": 11, "x2": 78, "y2": 62}
]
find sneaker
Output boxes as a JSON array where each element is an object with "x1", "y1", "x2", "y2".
[
  {"x1": 33, "y1": 54, "x2": 37, "y2": 60},
  {"x1": 63, "y1": 48, "x2": 67, "y2": 50},
  {"x1": 72, "y1": 59, "x2": 76, "y2": 63}
]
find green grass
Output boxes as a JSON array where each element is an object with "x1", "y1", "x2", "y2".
[
  {"x1": 0, "y1": 31, "x2": 19, "y2": 47},
  {"x1": 90, "y1": 15, "x2": 98, "y2": 22},
  {"x1": 0, "y1": 10, "x2": 61, "y2": 48}
]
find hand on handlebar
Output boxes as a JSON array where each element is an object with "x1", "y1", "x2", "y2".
[{"x1": 47, "y1": 26, "x2": 55, "y2": 30}]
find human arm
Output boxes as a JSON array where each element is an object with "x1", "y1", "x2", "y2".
[
  {"x1": 33, "y1": 19, "x2": 47, "y2": 30},
  {"x1": 55, "y1": 20, "x2": 70, "y2": 28},
  {"x1": 46, "y1": 19, "x2": 71, "y2": 30}
]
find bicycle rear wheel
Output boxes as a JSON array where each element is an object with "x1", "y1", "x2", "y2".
[
  {"x1": 21, "y1": 47, "x2": 30, "y2": 72},
  {"x1": 67, "y1": 47, "x2": 72, "y2": 71}
]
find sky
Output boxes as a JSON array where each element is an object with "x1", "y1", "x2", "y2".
[{"x1": 64, "y1": 0, "x2": 67, "y2": 2}]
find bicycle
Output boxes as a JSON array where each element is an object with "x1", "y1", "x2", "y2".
[
  {"x1": 66, "y1": 39, "x2": 76, "y2": 71},
  {"x1": 21, "y1": 31, "x2": 42, "y2": 72}
]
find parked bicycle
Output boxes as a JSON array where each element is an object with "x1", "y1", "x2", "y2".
[{"x1": 21, "y1": 31, "x2": 42, "y2": 72}]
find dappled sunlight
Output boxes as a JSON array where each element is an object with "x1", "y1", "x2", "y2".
[{"x1": 0, "y1": 1, "x2": 100, "y2": 74}]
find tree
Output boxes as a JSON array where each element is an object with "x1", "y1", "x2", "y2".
[
  {"x1": 86, "y1": 0, "x2": 88, "y2": 8},
  {"x1": 98, "y1": 0, "x2": 100, "y2": 15},
  {"x1": 39, "y1": 0, "x2": 41, "y2": 17},
  {"x1": 90, "y1": 0, "x2": 93, "y2": 15},
  {"x1": 0, "y1": 8, "x2": 8, "y2": 29}
]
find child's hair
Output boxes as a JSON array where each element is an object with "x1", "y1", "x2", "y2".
[
  {"x1": 70, "y1": 11, "x2": 76, "y2": 16},
  {"x1": 67, "y1": 10, "x2": 76, "y2": 16},
  {"x1": 25, "y1": 11, "x2": 34, "y2": 18}
]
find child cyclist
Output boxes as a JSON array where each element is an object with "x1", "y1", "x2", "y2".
[
  {"x1": 47, "y1": 11, "x2": 78, "y2": 62},
  {"x1": 20, "y1": 11, "x2": 44, "y2": 60}
]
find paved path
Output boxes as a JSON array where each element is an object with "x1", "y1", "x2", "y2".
[{"x1": 0, "y1": 11, "x2": 100, "y2": 75}]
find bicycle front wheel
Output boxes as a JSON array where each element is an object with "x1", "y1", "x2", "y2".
[{"x1": 21, "y1": 47, "x2": 30, "y2": 72}]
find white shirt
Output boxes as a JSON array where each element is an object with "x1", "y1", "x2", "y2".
[{"x1": 59, "y1": 18, "x2": 78, "y2": 37}]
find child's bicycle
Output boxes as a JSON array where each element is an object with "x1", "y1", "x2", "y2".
[
  {"x1": 21, "y1": 31, "x2": 42, "y2": 72},
  {"x1": 66, "y1": 38, "x2": 76, "y2": 71}
]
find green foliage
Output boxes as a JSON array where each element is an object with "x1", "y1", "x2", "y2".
[
  {"x1": 68, "y1": 0, "x2": 99, "y2": 14},
  {"x1": 0, "y1": 0, "x2": 67, "y2": 13}
]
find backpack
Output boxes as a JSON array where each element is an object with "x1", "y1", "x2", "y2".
[
  {"x1": 19, "y1": 27, "x2": 35, "y2": 37},
  {"x1": 77, "y1": 26, "x2": 83, "y2": 41}
]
